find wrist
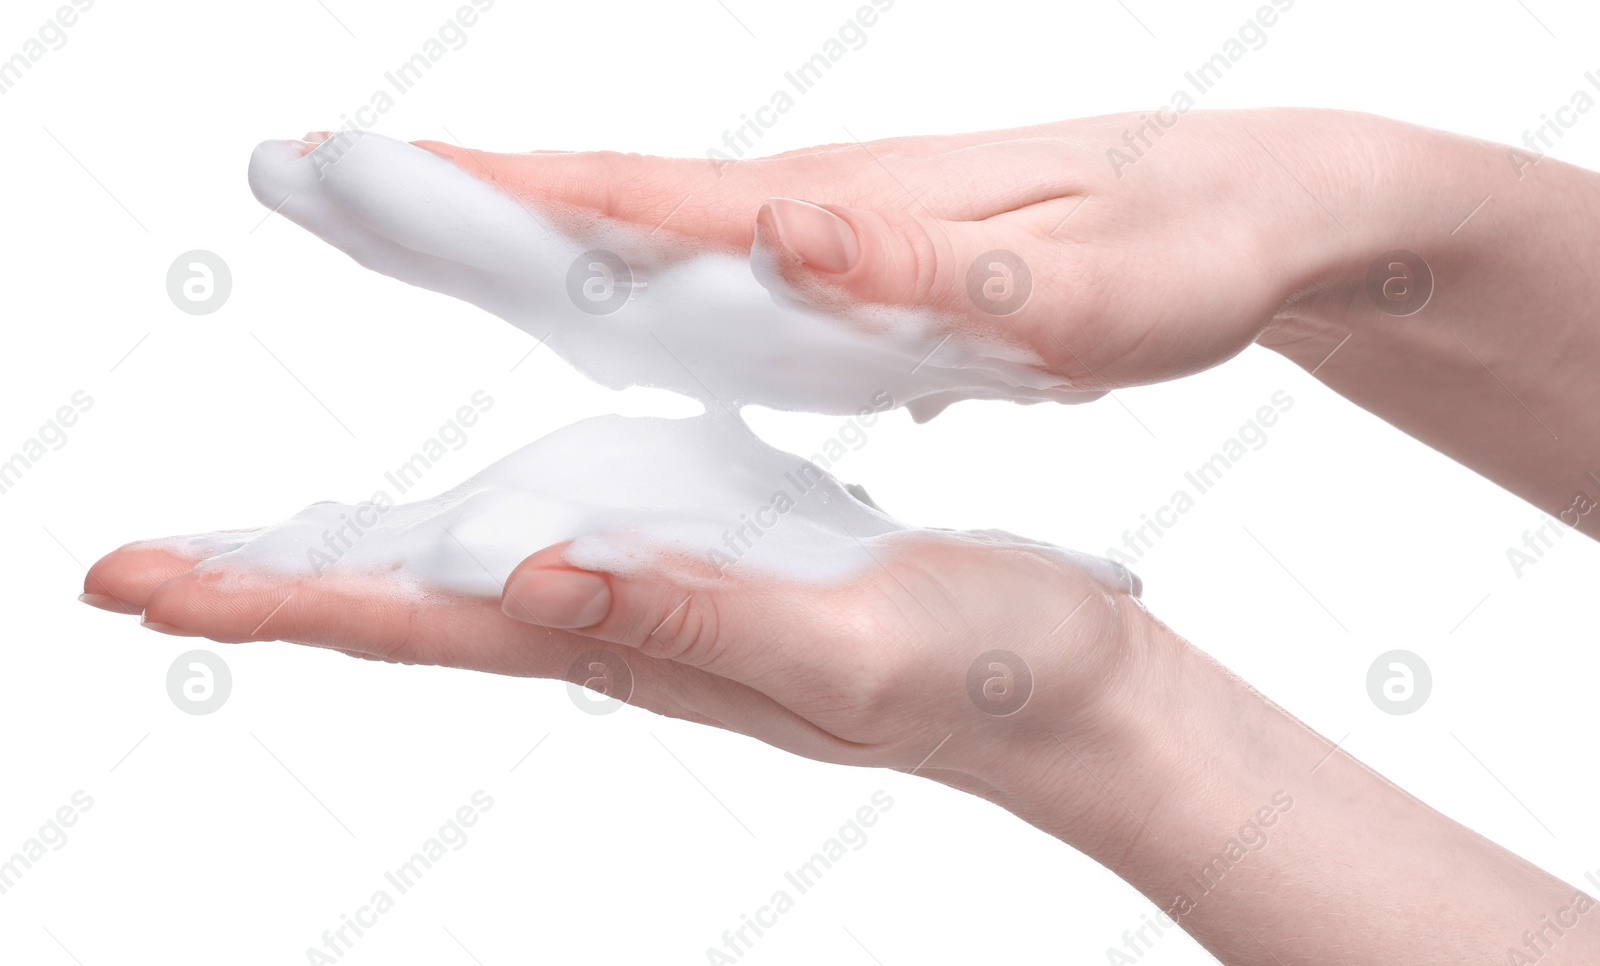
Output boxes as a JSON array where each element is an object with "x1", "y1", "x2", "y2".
[
  {"x1": 1255, "y1": 110, "x2": 1596, "y2": 352},
  {"x1": 1257, "y1": 113, "x2": 1600, "y2": 532},
  {"x1": 959, "y1": 605, "x2": 1315, "y2": 905},
  {"x1": 956, "y1": 602, "x2": 1203, "y2": 863},
  {"x1": 966, "y1": 610, "x2": 1600, "y2": 964},
  {"x1": 1258, "y1": 112, "x2": 1481, "y2": 339}
]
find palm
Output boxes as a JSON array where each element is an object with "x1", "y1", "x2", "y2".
[{"x1": 85, "y1": 527, "x2": 1130, "y2": 777}]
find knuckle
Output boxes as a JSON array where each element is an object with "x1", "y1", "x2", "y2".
[
  {"x1": 633, "y1": 592, "x2": 725, "y2": 667},
  {"x1": 588, "y1": 150, "x2": 634, "y2": 221},
  {"x1": 366, "y1": 607, "x2": 417, "y2": 662},
  {"x1": 873, "y1": 207, "x2": 947, "y2": 308}
]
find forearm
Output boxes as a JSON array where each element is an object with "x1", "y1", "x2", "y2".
[
  {"x1": 973, "y1": 614, "x2": 1598, "y2": 965},
  {"x1": 1261, "y1": 114, "x2": 1600, "y2": 537}
]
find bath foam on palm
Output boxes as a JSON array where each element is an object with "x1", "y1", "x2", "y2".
[
  {"x1": 213, "y1": 131, "x2": 1135, "y2": 597},
  {"x1": 169, "y1": 413, "x2": 1138, "y2": 597},
  {"x1": 246, "y1": 130, "x2": 1089, "y2": 421}
]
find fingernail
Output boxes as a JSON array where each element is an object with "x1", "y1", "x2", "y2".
[
  {"x1": 79, "y1": 593, "x2": 138, "y2": 614},
  {"x1": 140, "y1": 617, "x2": 202, "y2": 637},
  {"x1": 503, "y1": 569, "x2": 612, "y2": 629},
  {"x1": 765, "y1": 198, "x2": 859, "y2": 274}
]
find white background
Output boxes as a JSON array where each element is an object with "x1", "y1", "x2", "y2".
[{"x1": 3, "y1": 0, "x2": 1598, "y2": 963}]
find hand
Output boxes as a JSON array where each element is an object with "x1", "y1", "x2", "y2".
[
  {"x1": 83, "y1": 525, "x2": 1151, "y2": 815},
  {"x1": 255, "y1": 109, "x2": 1387, "y2": 419},
  {"x1": 402, "y1": 108, "x2": 1371, "y2": 399},
  {"x1": 89, "y1": 510, "x2": 1600, "y2": 966},
  {"x1": 91, "y1": 109, "x2": 1600, "y2": 965},
  {"x1": 259, "y1": 112, "x2": 1600, "y2": 526}
]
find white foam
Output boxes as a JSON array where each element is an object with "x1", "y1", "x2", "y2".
[
  {"x1": 173, "y1": 412, "x2": 1137, "y2": 596},
  {"x1": 246, "y1": 130, "x2": 1097, "y2": 422},
  {"x1": 209, "y1": 131, "x2": 1138, "y2": 598}
]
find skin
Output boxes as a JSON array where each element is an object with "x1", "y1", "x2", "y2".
[{"x1": 84, "y1": 109, "x2": 1600, "y2": 963}]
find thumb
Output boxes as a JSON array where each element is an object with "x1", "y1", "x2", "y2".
[
  {"x1": 751, "y1": 197, "x2": 1043, "y2": 322},
  {"x1": 501, "y1": 544, "x2": 826, "y2": 690}
]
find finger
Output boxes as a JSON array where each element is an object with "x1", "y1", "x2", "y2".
[
  {"x1": 139, "y1": 561, "x2": 856, "y2": 759},
  {"x1": 82, "y1": 532, "x2": 255, "y2": 614},
  {"x1": 141, "y1": 565, "x2": 554, "y2": 673},
  {"x1": 500, "y1": 544, "x2": 846, "y2": 695},
  {"x1": 413, "y1": 142, "x2": 763, "y2": 249},
  {"x1": 750, "y1": 196, "x2": 1096, "y2": 374},
  {"x1": 753, "y1": 195, "x2": 1038, "y2": 312},
  {"x1": 411, "y1": 133, "x2": 1092, "y2": 251},
  {"x1": 250, "y1": 133, "x2": 547, "y2": 285},
  {"x1": 135, "y1": 562, "x2": 700, "y2": 709}
]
